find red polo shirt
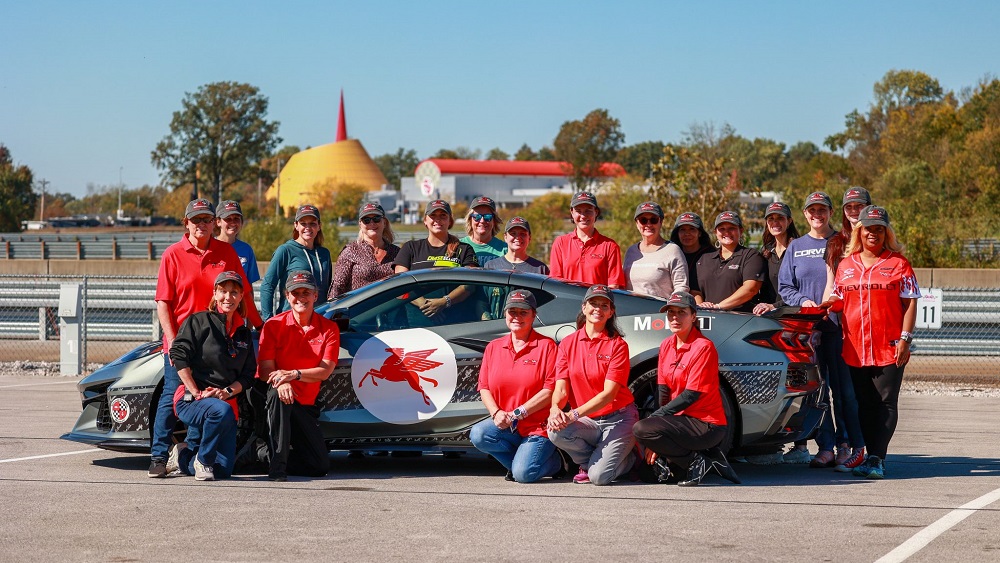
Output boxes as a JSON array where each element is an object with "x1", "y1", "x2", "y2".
[
  {"x1": 833, "y1": 251, "x2": 920, "y2": 367},
  {"x1": 155, "y1": 235, "x2": 262, "y2": 348},
  {"x1": 257, "y1": 310, "x2": 340, "y2": 406},
  {"x1": 555, "y1": 328, "x2": 633, "y2": 417},
  {"x1": 658, "y1": 327, "x2": 726, "y2": 426},
  {"x1": 549, "y1": 230, "x2": 626, "y2": 287},
  {"x1": 477, "y1": 330, "x2": 558, "y2": 437}
]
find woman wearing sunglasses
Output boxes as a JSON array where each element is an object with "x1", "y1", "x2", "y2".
[
  {"x1": 460, "y1": 195, "x2": 507, "y2": 266},
  {"x1": 624, "y1": 201, "x2": 688, "y2": 299},
  {"x1": 329, "y1": 202, "x2": 400, "y2": 300},
  {"x1": 168, "y1": 271, "x2": 257, "y2": 481}
]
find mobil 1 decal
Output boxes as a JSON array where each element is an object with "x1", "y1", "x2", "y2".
[
  {"x1": 633, "y1": 314, "x2": 712, "y2": 331},
  {"x1": 351, "y1": 328, "x2": 458, "y2": 424}
]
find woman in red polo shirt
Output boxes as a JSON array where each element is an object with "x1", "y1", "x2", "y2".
[
  {"x1": 827, "y1": 206, "x2": 919, "y2": 480},
  {"x1": 470, "y1": 289, "x2": 564, "y2": 483},
  {"x1": 547, "y1": 285, "x2": 638, "y2": 486},
  {"x1": 632, "y1": 291, "x2": 739, "y2": 486}
]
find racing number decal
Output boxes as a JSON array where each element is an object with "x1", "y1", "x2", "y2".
[{"x1": 351, "y1": 328, "x2": 458, "y2": 425}]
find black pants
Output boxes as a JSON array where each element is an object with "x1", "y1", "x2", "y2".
[
  {"x1": 849, "y1": 364, "x2": 904, "y2": 460},
  {"x1": 633, "y1": 414, "x2": 726, "y2": 467},
  {"x1": 266, "y1": 387, "x2": 330, "y2": 477}
]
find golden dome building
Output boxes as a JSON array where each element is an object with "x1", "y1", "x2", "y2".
[{"x1": 265, "y1": 91, "x2": 388, "y2": 213}]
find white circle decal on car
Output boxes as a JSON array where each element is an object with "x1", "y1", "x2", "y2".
[
  {"x1": 110, "y1": 397, "x2": 131, "y2": 424},
  {"x1": 351, "y1": 328, "x2": 458, "y2": 425}
]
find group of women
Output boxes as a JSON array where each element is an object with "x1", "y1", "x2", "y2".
[{"x1": 170, "y1": 187, "x2": 917, "y2": 484}]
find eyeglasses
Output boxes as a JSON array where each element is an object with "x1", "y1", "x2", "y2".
[
  {"x1": 471, "y1": 213, "x2": 494, "y2": 222},
  {"x1": 637, "y1": 216, "x2": 661, "y2": 225},
  {"x1": 361, "y1": 216, "x2": 382, "y2": 225},
  {"x1": 189, "y1": 216, "x2": 214, "y2": 225}
]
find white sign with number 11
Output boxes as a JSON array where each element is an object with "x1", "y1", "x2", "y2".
[{"x1": 915, "y1": 288, "x2": 943, "y2": 329}]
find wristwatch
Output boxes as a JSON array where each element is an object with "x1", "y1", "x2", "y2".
[
  {"x1": 295, "y1": 370, "x2": 302, "y2": 380},
  {"x1": 512, "y1": 406, "x2": 527, "y2": 420},
  {"x1": 899, "y1": 331, "x2": 913, "y2": 343},
  {"x1": 224, "y1": 386, "x2": 234, "y2": 398}
]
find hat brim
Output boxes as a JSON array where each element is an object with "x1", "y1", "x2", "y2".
[
  {"x1": 286, "y1": 283, "x2": 318, "y2": 292},
  {"x1": 859, "y1": 219, "x2": 889, "y2": 228},
  {"x1": 659, "y1": 303, "x2": 696, "y2": 313},
  {"x1": 504, "y1": 302, "x2": 535, "y2": 312}
]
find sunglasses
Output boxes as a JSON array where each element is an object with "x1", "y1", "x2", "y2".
[
  {"x1": 361, "y1": 216, "x2": 382, "y2": 225},
  {"x1": 226, "y1": 336, "x2": 237, "y2": 358},
  {"x1": 189, "y1": 216, "x2": 214, "y2": 225},
  {"x1": 637, "y1": 216, "x2": 661, "y2": 225},
  {"x1": 471, "y1": 213, "x2": 494, "y2": 222}
]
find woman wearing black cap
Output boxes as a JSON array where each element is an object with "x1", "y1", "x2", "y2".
[
  {"x1": 669, "y1": 212, "x2": 713, "y2": 297},
  {"x1": 168, "y1": 271, "x2": 257, "y2": 481},
  {"x1": 753, "y1": 202, "x2": 800, "y2": 315},
  {"x1": 624, "y1": 201, "x2": 688, "y2": 298},
  {"x1": 692, "y1": 211, "x2": 766, "y2": 313},
  {"x1": 394, "y1": 200, "x2": 477, "y2": 323},
  {"x1": 547, "y1": 285, "x2": 638, "y2": 486},
  {"x1": 633, "y1": 291, "x2": 739, "y2": 486},
  {"x1": 260, "y1": 204, "x2": 333, "y2": 320},
  {"x1": 460, "y1": 195, "x2": 507, "y2": 267},
  {"x1": 470, "y1": 289, "x2": 564, "y2": 483},
  {"x1": 826, "y1": 206, "x2": 919, "y2": 480},
  {"x1": 329, "y1": 202, "x2": 400, "y2": 300}
]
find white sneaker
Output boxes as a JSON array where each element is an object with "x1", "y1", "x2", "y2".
[
  {"x1": 782, "y1": 446, "x2": 811, "y2": 464},
  {"x1": 193, "y1": 457, "x2": 214, "y2": 481},
  {"x1": 165, "y1": 443, "x2": 187, "y2": 476}
]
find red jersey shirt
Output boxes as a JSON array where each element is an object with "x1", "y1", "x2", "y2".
[
  {"x1": 658, "y1": 327, "x2": 726, "y2": 426},
  {"x1": 834, "y1": 251, "x2": 920, "y2": 367},
  {"x1": 155, "y1": 235, "x2": 262, "y2": 348},
  {"x1": 549, "y1": 230, "x2": 626, "y2": 288},
  {"x1": 477, "y1": 330, "x2": 558, "y2": 437},
  {"x1": 257, "y1": 310, "x2": 340, "y2": 406},
  {"x1": 555, "y1": 328, "x2": 634, "y2": 417}
]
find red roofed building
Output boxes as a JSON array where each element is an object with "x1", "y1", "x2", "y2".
[{"x1": 400, "y1": 158, "x2": 626, "y2": 210}]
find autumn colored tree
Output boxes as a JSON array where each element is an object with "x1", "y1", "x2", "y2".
[
  {"x1": 151, "y1": 81, "x2": 282, "y2": 204},
  {"x1": 0, "y1": 145, "x2": 36, "y2": 231},
  {"x1": 648, "y1": 144, "x2": 742, "y2": 225},
  {"x1": 373, "y1": 148, "x2": 420, "y2": 190},
  {"x1": 520, "y1": 191, "x2": 571, "y2": 255},
  {"x1": 553, "y1": 108, "x2": 625, "y2": 189}
]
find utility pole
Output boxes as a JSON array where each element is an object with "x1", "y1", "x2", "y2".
[
  {"x1": 38, "y1": 179, "x2": 49, "y2": 221},
  {"x1": 117, "y1": 167, "x2": 124, "y2": 221},
  {"x1": 275, "y1": 158, "x2": 284, "y2": 217}
]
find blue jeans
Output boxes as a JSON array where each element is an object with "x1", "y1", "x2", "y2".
[
  {"x1": 174, "y1": 395, "x2": 237, "y2": 479},
  {"x1": 820, "y1": 329, "x2": 865, "y2": 449},
  {"x1": 151, "y1": 352, "x2": 179, "y2": 461},
  {"x1": 469, "y1": 419, "x2": 561, "y2": 483},
  {"x1": 548, "y1": 403, "x2": 638, "y2": 486}
]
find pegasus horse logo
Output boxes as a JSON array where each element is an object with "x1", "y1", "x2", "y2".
[{"x1": 359, "y1": 348, "x2": 442, "y2": 405}]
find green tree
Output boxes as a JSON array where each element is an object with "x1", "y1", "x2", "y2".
[
  {"x1": 648, "y1": 144, "x2": 742, "y2": 226},
  {"x1": 326, "y1": 181, "x2": 369, "y2": 223},
  {"x1": 616, "y1": 141, "x2": 665, "y2": 177},
  {"x1": 485, "y1": 147, "x2": 510, "y2": 160},
  {"x1": 0, "y1": 145, "x2": 36, "y2": 231},
  {"x1": 520, "y1": 191, "x2": 571, "y2": 255},
  {"x1": 151, "y1": 81, "x2": 282, "y2": 204},
  {"x1": 514, "y1": 143, "x2": 537, "y2": 161},
  {"x1": 374, "y1": 148, "x2": 420, "y2": 189},
  {"x1": 432, "y1": 146, "x2": 481, "y2": 160},
  {"x1": 553, "y1": 108, "x2": 625, "y2": 189}
]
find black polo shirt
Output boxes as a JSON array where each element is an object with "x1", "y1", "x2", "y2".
[{"x1": 695, "y1": 245, "x2": 766, "y2": 313}]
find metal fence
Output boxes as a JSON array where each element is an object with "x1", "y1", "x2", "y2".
[{"x1": 0, "y1": 274, "x2": 997, "y2": 376}]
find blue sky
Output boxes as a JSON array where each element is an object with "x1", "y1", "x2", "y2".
[{"x1": 2, "y1": 1, "x2": 997, "y2": 198}]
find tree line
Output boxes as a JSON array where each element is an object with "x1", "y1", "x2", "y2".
[{"x1": 2, "y1": 69, "x2": 998, "y2": 267}]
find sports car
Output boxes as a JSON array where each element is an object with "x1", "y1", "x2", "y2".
[{"x1": 62, "y1": 268, "x2": 825, "y2": 456}]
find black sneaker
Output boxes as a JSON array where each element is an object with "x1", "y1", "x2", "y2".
[
  {"x1": 268, "y1": 472, "x2": 287, "y2": 482},
  {"x1": 705, "y1": 447, "x2": 741, "y2": 484},
  {"x1": 653, "y1": 458, "x2": 673, "y2": 483},
  {"x1": 678, "y1": 453, "x2": 708, "y2": 487},
  {"x1": 504, "y1": 470, "x2": 515, "y2": 482},
  {"x1": 148, "y1": 459, "x2": 167, "y2": 478}
]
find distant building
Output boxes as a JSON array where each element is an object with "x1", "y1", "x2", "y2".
[
  {"x1": 265, "y1": 91, "x2": 388, "y2": 214},
  {"x1": 400, "y1": 159, "x2": 626, "y2": 213}
]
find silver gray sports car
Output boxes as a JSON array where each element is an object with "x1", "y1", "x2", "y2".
[{"x1": 62, "y1": 268, "x2": 825, "y2": 456}]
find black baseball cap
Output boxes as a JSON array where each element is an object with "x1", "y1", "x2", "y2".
[
  {"x1": 858, "y1": 205, "x2": 890, "y2": 228},
  {"x1": 217, "y1": 200, "x2": 243, "y2": 219},
  {"x1": 570, "y1": 192, "x2": 598, "y2": 209},
  {"x1": 803, "y1": 192, "x2": 833, "y2": 211},
  {"x1": 425, "y1": 199, "x2": 452, "y2": 216},
  {"x1": 659, "y1": 290, "x2": 697, "y2": 313},
  {"x1": 583, "y1": 284, "x2": 614, "y2": 306},
  {"x1": 764, "y1": 202, "x2": 792, "y2": 219},
  {"x1": 470, "y1": 196, "x2": 497, "y2": 212},
  {"x1": 295, "y1": 204, "x2": 321, "y2": 222},
  {"x1": 214, "y1": 270, "x2": 243, "y2": 287},
  {"x1": 504, "y1": 289, "x2": 537, "y2": 311},
  {"x1": 843, "y1": 186, "x2": 872, "y2": 206},
  {"x1": 634, "y1": 201, "x2": 664, "y2": 220},
  {"x1": 357, "y1": 202, "x2": 385, "y2": 222},
  {"x1": 184, "y1": 198, "x2": 215, "y2": 219},
  {"x1": 505, "y1": 216, "x2": 531, "y2": 235},
  {"x1": 713, "y1": 210, "x2": 743, "y2": 229},
  {"x1": 285, "y1": 270, "x2": 318, "y2": 292}
]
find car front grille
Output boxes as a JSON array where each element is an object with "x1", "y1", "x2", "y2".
[{"x1": 96, "y1": 399, "x2": 112, "y2": 431}]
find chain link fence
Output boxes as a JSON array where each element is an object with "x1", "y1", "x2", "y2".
[{"x1": 0, "y1": 274, "x2": 997, "y2": 377}]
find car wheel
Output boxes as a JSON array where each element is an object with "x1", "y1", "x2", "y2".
[{"x1": 628, "y1": 365, "x2": 739, "y2": 455}]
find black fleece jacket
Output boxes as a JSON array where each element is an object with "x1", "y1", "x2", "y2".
[{"x1": 170, "y1": 310, "x2": 256, "y2": 392}]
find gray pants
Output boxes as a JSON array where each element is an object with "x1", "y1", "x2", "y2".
[{"x1": 548, "y1": 403, "x2": 638, "y2": 485}]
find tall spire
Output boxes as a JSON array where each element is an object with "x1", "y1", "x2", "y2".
[{"x1": 335, "y1": 89, "x2": 348, "y2": 142}]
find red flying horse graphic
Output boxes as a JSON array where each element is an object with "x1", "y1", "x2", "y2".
[{"x1": 359, "y1": 348, "x2": 442, "y2": 405}]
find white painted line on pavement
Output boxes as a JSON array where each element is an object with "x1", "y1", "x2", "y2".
[
  {"x1": 0, "y1": 449, "x2": 96, "y2": 464},
  {"x1": 876, "y1": 487, "x2": 1000, "y2": 563},
  {"x1": 0, "y1": 380, "x2": 80, "y2": 389}
]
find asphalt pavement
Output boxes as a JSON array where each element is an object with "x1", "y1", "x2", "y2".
[{"x1": 1, "y1": 374, "x2": 999, "y2": 562}]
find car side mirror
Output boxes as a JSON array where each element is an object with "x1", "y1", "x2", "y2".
[{"x1": 330, "y1": 307, "x2": 350, "y2": 332}]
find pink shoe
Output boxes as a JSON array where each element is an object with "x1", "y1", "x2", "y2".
[{"x1": 572, "y1": 466, "x2": 590, "y2": 484}]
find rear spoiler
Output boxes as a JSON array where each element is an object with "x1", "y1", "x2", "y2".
[{"x1": 765, "y1": 305, "x2": 831, "y2": 323}]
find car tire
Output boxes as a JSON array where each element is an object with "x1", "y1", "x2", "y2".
[{"x1": 628, "y1": 365, "x2": 739, "y2": 455}]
